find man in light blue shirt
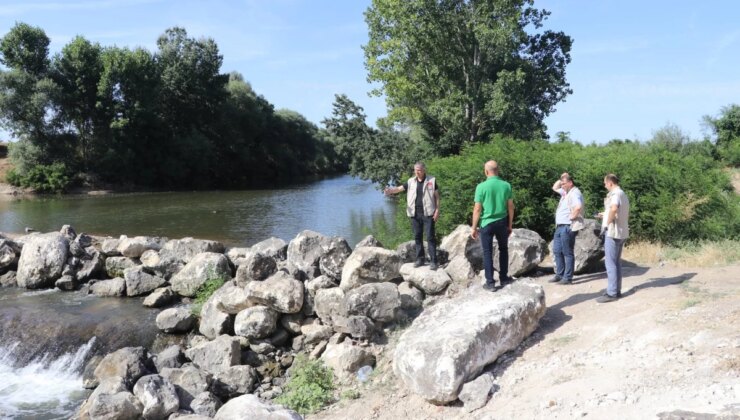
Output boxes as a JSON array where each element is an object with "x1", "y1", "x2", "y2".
[{"x1": 549, "y1": 172, "x2": 584, "y2": 285}]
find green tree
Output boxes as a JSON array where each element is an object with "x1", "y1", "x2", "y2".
[
  {"x1": 364, "y1": 0, "x2": 572, "y2": 155},
  {"x1": 0, "y1": 22, "x2": 50, "y2": 76},
  {"x1": 704, "y1": 104, "x2": 740, "y2": 166}
]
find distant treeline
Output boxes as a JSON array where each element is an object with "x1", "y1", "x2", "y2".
[{"x1": 0, "y1": 24, "x2": 345, "y2": 192}]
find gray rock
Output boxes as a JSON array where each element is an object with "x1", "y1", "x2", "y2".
[
  {"x1": 82, "y1": 355, "x2": 103, "y2": 389},
  {"x1": 345, "y1": 315, "x2": 376, "y2": 339},
  {"x1": 225, "y1": 247, "x2": 252, "y2": 266},
  {"x1": 321, "y1": 341, "x2": 376, "y2": 380},
  {"x1": 59, "y1": 224, "x2": 77, "y2": 241},
  {"x1": 215, "y1": 282, "x2": 252, "y2": 314},
  {"x1": 184, "y1": 335, "x2": 241, "y2": 375},
  {"x1": 250, "y1": 237, "x2": 288, "y2": 261},
  {"x1": 354, "y1": 235, "x2": 383, "y2": 249},
  {"x1": 444, "y1": 255, "x2": 477, "y2": 285},
  {"x1": 314, "y1": 287, "x2": 347, "y2": 326},
  {"x1": 143, "y1": 287, "x2": 177, "y2": 308},
  {"x1": 105, "y1": 256, "x2": 139, "y2": 278},
  {"x1": 94, "y1": 346, "x2": 150, "y2": 389},
  {"x1": 170, "y1": 252, "x2": 232, "y2": 297},
  {"x1": 319, "y1": 236, "x2": 352, "y2": 280},
  {"x1": 101, "y1": 237, "x2": 122, "y2": 256},
  {"x1": 340, "y1": 247, "x2": 402, "y2": 291},
  {"x1": 397, "y1": 281, "x2": 424, "y2": 310},
  {"x1": 213, "y1": 394, "x2": 301, "y2": 420},
  {"x1": 160, "y1": 365, "x2": 213, "y2": 410},
  {"x1": 133, "y1": 374, "x2": 180, "y2": 419},
  {"x1": 55, "y1": 274, "x2": 77, "y2": 291},
  {"x1": 76, "y1": 250, "x2": 104, "y2": 281},
  {"x1": 190, "y1": 391, "x2": 222, "y2": 417},
  {"x1": 17, "y1": 232, "x2": 68, "y2": 289},
  {"x1": 234, "y1": 252, "x2": 277, "y2": 286},
  {"x1": 548, "y1": 219, "x2": 606, "y2": 274},
  {"x1": 394, "y1": 281, "x2": 546, "y2": 403},
  {"x1": 440, "y1": 225, "x2": 483, "y2": 270},
  {"x1": 117, "y1": 235, "x2": 164, "y2": 258},
  {"x1": 156, "y1": 307, "x2": 196, "y2": 333},
  {"x1": 154, "y1": 345, "x2": 186, "y2": 372},
  {"x1": 279, "y1": 313, "x2": 304, "y2": 335},
  {"x1": 77, "y1": 377, "x2": 128, "y2": 419},
  {"x1": 124, "y1": 266, "x2": 167, "y2": 297},
  {"x1": 245, "y1": 271, "x2": 304, "y2": 314},
  {"x1": 459, "y1": 372, "x2": 495, "y2": 412},
  {"x1": 198, "y1": 284, "x2": 234, "y2": 340},
  {"x1": 300, "y1": 323, "x2": 334, "y2": 344},
  {"x1": 0, "y1": 238, "x2": 21, "y2": 271},
  {"x1": 493, "y1": 229, "x2": 546, "y2": 277},
  {"x1": 0, "y1": 270, "x2": 16, "y2": 287},
  {"x1": 396, "y1": 240, "x2": 449, "y2": 265},
  {"x1": 88, "y1": 391, "x2": 143, "y2": 420},
  {"x1": 76, "y1": 232, "x2": 93, "y2": 248},
  {"x1": 399, "y1": 262, "x2": 452, "y2": 295},
  {"x1": 345, "y1": 282, "x2": 401, "y2": 323},
  {"x1": 286, "y1": 230, "x2": 331, "y2": 277},
  {"x1": 234, "y1": 306, "x2": 279, "y2": 339},
  {"x1": 211, "y1": 365, "x2": 258, "y2": 399},
  {"x1": 90, "y1": 277, "x2": 126, "y2": 297},
  {"x1": 141, "y1": 249, "x2": 185, "y2": 280},
  {"x1": 162, "y1": 237, "x2": 225, "y2": 264}
]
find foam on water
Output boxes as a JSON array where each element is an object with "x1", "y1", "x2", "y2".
[{"x1": 0, "y1": 337, "x2": 95, "y2": 420}]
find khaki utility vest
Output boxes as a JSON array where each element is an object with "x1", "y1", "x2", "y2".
[{"x1": 406, "y1": 176, "x2": 437, "y2": 217}]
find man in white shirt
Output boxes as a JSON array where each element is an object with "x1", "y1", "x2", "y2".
[
  {"x1": 549, "y1": 172, "x2": 584, "y2": 285},
  {"x1": 596, "y1": 173, "x2": 630, "y2": 303}
]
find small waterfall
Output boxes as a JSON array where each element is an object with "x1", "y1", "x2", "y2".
[{"x1": 0, "y1": 337, "x2": 96, "y2": 420}]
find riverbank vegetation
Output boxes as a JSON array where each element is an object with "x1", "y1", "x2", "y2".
[{"x1": 0, "y1": 24, "x2": 344, "y2": 192}]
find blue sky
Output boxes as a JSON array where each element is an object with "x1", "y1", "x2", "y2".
[{"x1": 1, "y1": 0, "x2": 738, "y2": 143}]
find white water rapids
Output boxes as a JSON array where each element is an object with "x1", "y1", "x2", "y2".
[{"x1": 0, "y1": 338, "x2": 95, "y2": 420}]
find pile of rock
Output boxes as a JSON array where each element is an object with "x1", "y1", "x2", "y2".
[{"x1": 0, "y1": 224, "x2": 556, "y2": 418}]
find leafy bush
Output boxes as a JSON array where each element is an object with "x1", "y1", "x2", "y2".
[
  {"x1": 6, "y1": 162, "x2": 73, "y2": 193},
  {"x1": 276, "y1": 354, "x2": 335, "y2": 415},
  {"x1": 409, "y1": 137, "x2": 739, "y2": 244},
  {"x1": 191, "y1": 272, "x2": 226, "y2": 316}
]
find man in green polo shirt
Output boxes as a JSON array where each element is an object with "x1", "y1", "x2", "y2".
[{"x1": 471, "y1": 160, "x2": 515, "y2": 290}]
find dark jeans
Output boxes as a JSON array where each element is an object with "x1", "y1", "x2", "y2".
[
  {"x1": 410, "y1": 214, "x2": 437, "y2": 263},
  {"x1": 480, "y1": 218, "x2": 508, "y2": 285},
  {"x1": 553, "y1": 224, "x2": 577, "y2": 281}
]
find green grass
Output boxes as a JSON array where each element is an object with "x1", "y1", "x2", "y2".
[
  {"x1": 276, "y1": 355, "x2": 335, "y2": 415},
  {"x1": 191, "y1": 270, "x2": 227, "y2": 316}
]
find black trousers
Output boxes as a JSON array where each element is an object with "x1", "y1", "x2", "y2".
[{"x1": 410, "y1": 214, "x2": 437, "y2": 263}]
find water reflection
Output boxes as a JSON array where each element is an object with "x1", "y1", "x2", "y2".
[{"x1": 0, "y1": 175, "x2": 397, "y2": 246}]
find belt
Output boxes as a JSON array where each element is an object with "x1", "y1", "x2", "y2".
[{"x1": 556, "y1": 224, "x2": 570, "y2": 227}]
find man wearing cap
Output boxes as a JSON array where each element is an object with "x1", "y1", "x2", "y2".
[
  {"x1": 384, "y1": 162, "x2": 441, "y2": 270},
  {"x1": 549, "y1": 172, "x2": 585, "y2": 285}
]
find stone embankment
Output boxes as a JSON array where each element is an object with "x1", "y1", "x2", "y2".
[{"x1": 0, "y1": 222, "x2": 605, "y2": 419}]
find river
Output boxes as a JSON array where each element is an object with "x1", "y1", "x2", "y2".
[{"x1": 0, "y1": 174, "x2": 399, "y2": 419}]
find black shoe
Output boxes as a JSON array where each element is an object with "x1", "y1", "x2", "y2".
[
  {"x1": 482, "y1": 283, "x2": 496, "y2": 292},
  {"x1": 430, "y1": 262, "x2": 438, "y2": 271},
  {"x1": 500, "y1": 276, "x2": 514, "y2": 285},
  {"x1": 548, "y1": 276, "x2": 562, "y2": 283},
  {"x1": 596, "y1": 294, "x2": 618, "y2": 303},
  {"x1": 556, "y1": 278, "x2": 572, "y2": 285},
  {"x1": 414, "y1": 260, "x2": 423, "y2": 268}
]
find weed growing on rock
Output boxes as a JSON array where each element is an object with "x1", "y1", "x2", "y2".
[
  {"x1": 276, "y1": 354, "x2": 335, "y2": 414},
  {"x1": 191, "y1": 270, "x2": 226, "y2": 315}
]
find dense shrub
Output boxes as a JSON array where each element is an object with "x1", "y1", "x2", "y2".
[
  {"x1": 6, "y1": 162, "x2": 73, "y2": 193},
  {"x1": 380, "y1": 137, "x2": 739, "y2": 244},
  {"x1": 276, "y1": 355, "x2": 335, "y2": 414}
]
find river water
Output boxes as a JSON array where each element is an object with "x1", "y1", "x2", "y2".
[
  {"x1": 0, "y1": 175, "x2": 399, "y2": 419},
  {"x1": 0, "y1": 174, "x2": 398, "y2": 247}
]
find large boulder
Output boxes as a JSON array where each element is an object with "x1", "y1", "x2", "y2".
[
  {"x1": 399, "y1": 263, "x2": 452, "y2": 295},
  {"x1": 156, "y1": 307, "x2": 195, "y2": 333},
  {"x1": 234, "y1": 252, "x2": 277, "y2": 286},
  {"x1": 443, "y1": 255, "x2": 478, "y2": 285},
  {"x1": 319, "y1": 236, "x2": 352, "y2": 280},
  {"x1": 0, "y1": 237, "x2": 21, "y2": 271},
  {"x1": 216, "y1": 282, "x2": 252, "y2": 314},
  {"x1": 340, "y1": 247, "x2": 401, "y2": 291},
  {"x1": 124, "y1": 266, "x2": 167, "y2": 297},
  {"x1": 184, "y1": 335, "x2": 241, "y2": 375},
  {"x1": 198, "y1": 283, "x2": 235, "y2": 340},
  {"x1": 490, "y1": 229, "x2": 546, "y2": 277},
  {"x1": 170, "y1": 252, "x2": 231, "y2": 297},
  {"x1": 314, "y1": 287, "x2": 347, "y2": 326},
  {"x1": 140, "y1": 249, "x2": 184, "y2": 280},
  {"x1": 16, "y1": 232, "x2": 68, "y2": 289},
  {"x1": 250, "y1": 237, "x2": 288, "y2": 261},
  {"x1": 440, "y1": 225, "x2": 483, "y2": 270},
  {"x1": 245, "y1": 271, "x2": 304, "y2": 314},
  {"x1": 105, "y1": 256, "x2": 139, "y2": 278},
  {"x1": 160, "y1": 365, "x2": 213, "y2": 411},
  {"x1": 162, "y1": 237, "x2": 225, "y2": 264},
  {"x1": 394, "y1": 281, "x2": 546, "y2": 403},
  {"x1": 321, "y1": 340, "x2": 376, "y2": 380},
  {"x1": 88, "y1": 391, "x2": 143, "y2": 420},
  {"x1": 234, "y1": 306, "x2": 279, "y2": 339},
  {"x1": 143, "y1": 287, "x2": 177, "y2": 308},
  {"x1": 354, "y1": 235, "x2": 383, "y2": 249},
  {"x1": 90, "y1": 277, "x2": 126, "y2": 297},
  {"x1": 548, "y1": 219, "x2": 605, "y2": 274},
  {"x1": 132, "y1": 374, "x2": 180, "y2": 420},
  {"x1": 286, "y1": 230, "x2": 329, "y2": 276},
  {"x1": 211, "y1": 365, "x2": 259, "y2": 399},
  {"x1": 214, "y1": 394, "x2": 301, "y2": 420},
  {"x1": 344, "y1": 282, "x2": 401, "y2": 323},
  {"x1": 94, "y1": 347, "x2": 150, "y2": 389},
  {"x1": 76, "y1": 250, "x2": 105, "y2": 282},
  {"x1": 396, "y1": 240, "x2": 449, "y2": 265},
  {"x1": 117, "y1": 235, "x2": 164, "y2": 258}
]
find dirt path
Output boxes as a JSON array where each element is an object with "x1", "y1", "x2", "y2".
[{"x1": 311, "y1": 263, "x2": 740, "y2": 420}]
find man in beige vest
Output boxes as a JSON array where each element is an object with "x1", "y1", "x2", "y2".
[{"x1": 384, "y1": 162, "x2": 440, "y2": 270}]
